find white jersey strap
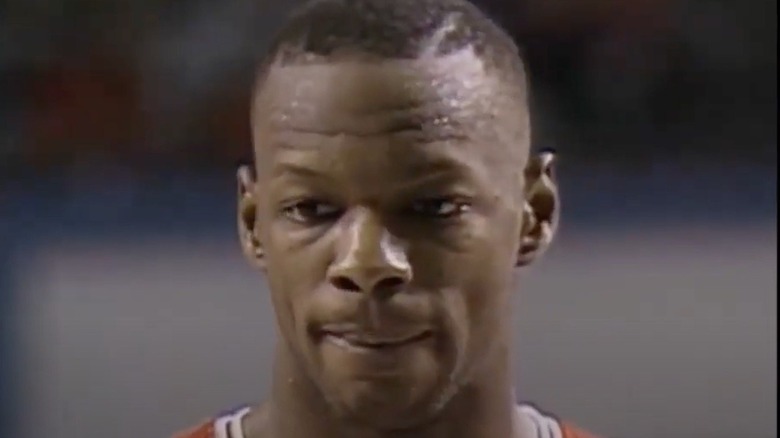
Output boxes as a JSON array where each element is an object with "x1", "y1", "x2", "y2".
[
  {"x1": 213, "y1": 407, "x2": 251, "y2": 438},
  {"x1": 517, "y1": 404, "x2": 564, "y2": 438}
]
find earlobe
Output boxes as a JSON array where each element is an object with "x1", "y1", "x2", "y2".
[
  {"x1": 237, "y1": 165, "x2": 266, "y2": 269},
  {"x1": 517, "y1": 150, "x2": 559, "y2": 267}
]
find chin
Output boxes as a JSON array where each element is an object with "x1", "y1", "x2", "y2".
[
  {"x1": 324, "y1": 377, "x2": 453, "y2": 430},
  {"x1": 315, "y1": 349, "x2": 456, "y2": 430}
]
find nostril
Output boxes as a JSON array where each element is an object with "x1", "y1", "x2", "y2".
[
  {"x1": 376, "y1": 276, "x2": 405, "y2": 291},
  {"x1": 331, "y1": 276, "x2": 362, "y2": 292},
  {"x1": 373, "y1": 276, "x2": 407, "y2": 301},
  {"x1": 329, "y1": 275, "x2": 407, "y2": 294}
]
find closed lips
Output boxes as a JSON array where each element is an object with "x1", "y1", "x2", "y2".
[{"x1": 321, "y1": 330, "x2": 432, "y2": 348}]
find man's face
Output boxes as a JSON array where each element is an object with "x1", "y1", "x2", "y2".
[{"x1": 244, "y1": 51, "x2": 535, "y2": 429}]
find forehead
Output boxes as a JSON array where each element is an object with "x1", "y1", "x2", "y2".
[
  {"x1": 251, "y1": 51, "x2": 529, "y2": 189},
  {"x1": 253, "y1": 49, "x2": 528, "y2": 139}
]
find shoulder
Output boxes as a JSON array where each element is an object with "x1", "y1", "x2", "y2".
[
  {"x1": 172, "y1": 406, "x2": 251, "y2": 438},
  {"x1": 517, "y1": 403, "x2": 602, "y2": 438}
]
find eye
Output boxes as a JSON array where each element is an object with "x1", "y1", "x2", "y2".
[
  {"x1": 281, "y1": 199, "x2": 343, "y2": 224},
  {"x1": 409, "y1": 197, "x2": 472, "y2": 219}
]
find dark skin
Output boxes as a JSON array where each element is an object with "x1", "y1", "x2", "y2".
[{"x1": 237, "y1": 49, "x2": 559, "y2": 438}]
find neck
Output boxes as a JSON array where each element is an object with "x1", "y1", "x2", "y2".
[{"x1": 256, "y1": 337, "x2": 520, "y2": 438}]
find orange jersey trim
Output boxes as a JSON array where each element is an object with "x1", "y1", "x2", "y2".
[
  {"x1": 172, "y1": 420, "x2": 213, "y2": 438},
  {"x1": 561, "y1": 421, "x2": 601, "y2": 438}
]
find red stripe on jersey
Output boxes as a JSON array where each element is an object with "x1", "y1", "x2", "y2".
[
  {"x1": 172, "y1": 420, "x2": 213, "y2": 438},
  {"x1": 561, "y1": 421, "x2": 601, "y2": 438}
]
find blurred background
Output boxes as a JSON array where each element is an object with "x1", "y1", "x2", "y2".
[{"x1": 0, "y1": 0, "x2": 776, "y2": 437}]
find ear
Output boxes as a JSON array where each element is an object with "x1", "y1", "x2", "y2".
[
  {"x1": 517, "y1": 150, "x2": 560, "y2": 267},
  {"x1": 237, "y1": 165, "x2": 266, "y2": 269}
]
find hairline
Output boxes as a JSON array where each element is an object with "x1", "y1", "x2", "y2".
[{"x1": 251, "y1": 47, "x2": 529, "y2": 120}]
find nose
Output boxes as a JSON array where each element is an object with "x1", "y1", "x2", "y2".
[{"x1": 327, "y1": 208, "x2": 412, "y2": 297}]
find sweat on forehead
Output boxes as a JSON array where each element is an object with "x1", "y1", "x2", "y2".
[
  {"x1": 251, "y1": 53, "x2": 530, "y2": 153},
  {"x1": 258, "y1": 49, "x2": 518, "y2": 108}
]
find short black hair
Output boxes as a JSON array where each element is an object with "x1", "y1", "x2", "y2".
[{"x1": 256, "y1": 0, "x2": 527, "y2": 87}]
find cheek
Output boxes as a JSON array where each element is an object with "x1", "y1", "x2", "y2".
[
  {"x1": 264, "y1": 233, "x2": 333, "y2": 338},
  {"x1": 425, "y1": 219, "x2": 516, "y2": 329},
  {"x1": 462, "y1": 262, "x2": 512, "y2": 331},
  {"x1": 412, "y1": 227, "x2": 515, "y2": 338},
  {"x1": 430, "y1": 250, "x2": 511, "y2": 381},
  {"x1": 264, "y1": 266, "x2": 298, "y2": 341},
  {"x1": 412, "y1": 215, "x2": 517, "y2": 290}
]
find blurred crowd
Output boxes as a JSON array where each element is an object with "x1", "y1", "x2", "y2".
[{"x1": 0, "y1": 0, "x2": 776, "y2": 180}]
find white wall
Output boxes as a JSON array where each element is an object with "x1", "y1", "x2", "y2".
[{"x1": 15, "y1": 224, "x2": 777, "y2": 438}]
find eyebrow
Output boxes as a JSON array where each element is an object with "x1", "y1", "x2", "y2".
[
  {"x1": 405, "y1": 155, "x2": 473, "y2": 177},
  {"x1": 395, "y1": 158, "x2": 482, "y2": 192},
  {"x1": 271, "y1": 155, "x2": 480, "y2": 192},
  {"x1": 271, "y1": 158, "x2": 465, "y2": 176},
  {"x1": 271, "y1": 162, "x2": 331, "y2": 179}
]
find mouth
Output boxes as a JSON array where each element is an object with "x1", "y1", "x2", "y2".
[{"x1": 319, "y1": 328, "x2": 433, "y2": 351}]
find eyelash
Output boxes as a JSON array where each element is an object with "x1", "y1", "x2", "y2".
[
  {"x1": 279, "y1": 196, "x2": 472, "y2": 225},
  {"x1": 408, "y1": 197, "x2": 472, "y2": 219},
  {"x1": 280, "y1": 200, "x2": 343, "y2": 224}
]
